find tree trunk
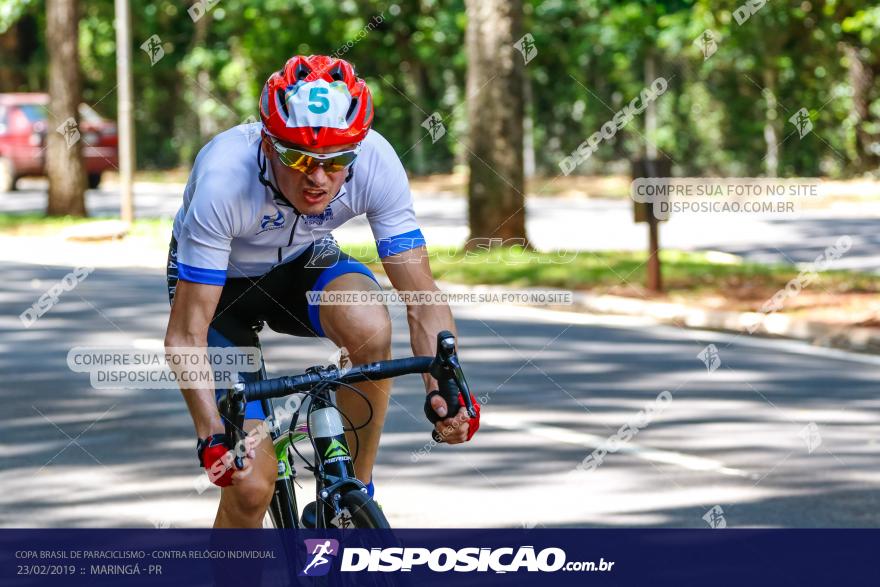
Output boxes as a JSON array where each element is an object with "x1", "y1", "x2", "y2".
[
  {"x1": 405, "y1": 62, "x2": 427, "y2": 175},
  {"x1": 523, "y1": 72, "x2": 535, "y2": 179},
  {"x1": 0, "y1": 14, "x2": 38, "y2": 91},
  {"x1": 842, "y1": 43, "x2": 879, "y2": 171},
  {"x1": 464, "y1": 0, "x2": 526, "y2": 246},
  {"x1": 179, "y1": 11, "x2": 211, "y2": 164},
  {"x1": 193, "y1": 14, "x2": 215, "y2": 142},
  {"x1": 644, "y1": 51, "x2": 658, "y2": 160},
  {"x1": 0, "y1": 25, "x2": 21, "y2": 91},
  {"x1": 762, "y1": 68, "x2": 779, "y2": 177},
  {"x1": 46, "y1": 0, "x2": 86, "y2": 216}
]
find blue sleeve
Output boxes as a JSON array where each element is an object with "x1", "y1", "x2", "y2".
[
  {"x1": 376, "y1": 228, "x2": 426, "y2": 258},
  {"x1": 177, "y1": 262, "x2": 227, "y2": 285}
]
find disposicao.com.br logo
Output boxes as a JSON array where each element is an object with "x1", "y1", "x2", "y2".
[
  {"x1": 299, "y1": 537, "x2": 614, "y2": 576},
  {"x1": 319, "y1": 544, "x2": 611, "y2": 574}
]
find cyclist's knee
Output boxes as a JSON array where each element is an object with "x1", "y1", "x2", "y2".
[
  {"x1": 322, "y1": 293, "x2": 391, "y2": 361},
  {"x1": 341, "y1": 305, "x2": 391, "y2": 362},
  {"x1": 223, "y1": 471, "x2": 275, "y2": 519}
]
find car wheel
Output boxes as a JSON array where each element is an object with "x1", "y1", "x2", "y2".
[
  {"x1": 87, "y1": 172, "x2": 102, "y2": 189},
  {"x1": 0, "y1": 157, "x2": 14, "y2": 192}
]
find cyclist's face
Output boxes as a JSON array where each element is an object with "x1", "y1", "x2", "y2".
[{"x1": 266, "y1": 140, "x2": 356, "y2": 215}]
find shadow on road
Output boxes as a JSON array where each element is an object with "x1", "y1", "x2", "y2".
[{"x1": 2, "y1": 262, "x2": 878, "y2": 527}]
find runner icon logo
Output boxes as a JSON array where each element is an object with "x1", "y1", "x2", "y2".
[{"x1": 300, "y1": 539, "x2": 340, "y2": 577}]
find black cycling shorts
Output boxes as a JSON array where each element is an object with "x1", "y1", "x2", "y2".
[{"x1": 166, "y1": 236, "x2": 379, "y2": 420}]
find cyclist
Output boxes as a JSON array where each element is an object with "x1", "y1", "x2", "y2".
[{"x1": 164, "y1": 55, "x2": 480, "y2": 528}]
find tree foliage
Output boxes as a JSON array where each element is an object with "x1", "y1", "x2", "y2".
[{"x1": 1, "y1": 0, "x2": 877, "y2": 177}]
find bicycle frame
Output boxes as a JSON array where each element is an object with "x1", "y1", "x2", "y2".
[
  {"x1": 220, "y1": 330, "x2": 475, "y2": 529},
  {"x1": 261, "y1": 399, "x2": 301, "y2": 529},
  {"x1": 251, "y1": 338, "x2": 302, "y2": 529},
  {"x1": 236, "y1": 361, "x2": 368, "y2": 529}
]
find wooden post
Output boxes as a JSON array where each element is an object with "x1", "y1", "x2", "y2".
[
  {"x1": 631, "y1": 158, "x2": 670, "y2": 293},
  {"x1": 114, "y1": 0, "x2": 135, "y2": 223}
]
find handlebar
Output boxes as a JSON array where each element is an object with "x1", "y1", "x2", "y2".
[
  {"x1": 236, "y1": 356, "x2": 434, "y2": 401},
  {"x1": 220, "y1": 331, "x2": 472, "y2": 468},
  {"x1": 232, "y1": 331, "x2": 475, "y2": 418}
]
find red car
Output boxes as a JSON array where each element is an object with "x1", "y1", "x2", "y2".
[{"x1": 0, "y1": 93, "x2": 118, "y2": 191}]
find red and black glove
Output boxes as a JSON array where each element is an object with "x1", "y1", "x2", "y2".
[
  {"x1": 197, "y1": 434, "x2": 234, "y2": 487},
  {"x1": 424, "y1": 381, "x2": 481, "y2": 442}
]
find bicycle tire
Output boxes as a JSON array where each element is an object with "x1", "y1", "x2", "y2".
[
  {"x1": 328, "y1": 491, "x2": 403, "y2": 587},
  {"x1": 338, "y1": 489, "x2": 390, "y2": 529}
]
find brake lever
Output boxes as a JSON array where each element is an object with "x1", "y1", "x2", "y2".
[
  {"x1": 430, "y1": 331, "x2": 477, "y2": 418},
  {"x1": 221, "y1": 389, "x2": 247, "y2": 470},
  {"x1": 446, "y1": 354, "x2": 476, "y2": 418}
]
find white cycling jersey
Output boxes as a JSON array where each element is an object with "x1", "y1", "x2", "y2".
[{"x1": 171, "y1": 123, "x2": 424, "y2": 285}]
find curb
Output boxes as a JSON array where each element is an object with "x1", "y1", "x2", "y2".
[
  {"x1": 567, "y1": 290, "x2": 880, "y2": 354},
  {"x1": 62, "y1": 220, "x2": 130, "y2": 242},
  {"x1": 422, "y1": 279, "x2": 880, "y2": 355}
]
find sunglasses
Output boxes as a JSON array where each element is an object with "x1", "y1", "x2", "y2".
[{"x1": 267, "y1": 135, "x2": 360, "y2": 174}]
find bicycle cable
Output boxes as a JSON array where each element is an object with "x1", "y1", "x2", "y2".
[{"x1": 288, "y1": 378, "x2": 373, "y2": 470}]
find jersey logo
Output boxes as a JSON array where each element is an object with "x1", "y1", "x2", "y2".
[
  {"x1": 304, "y1": 205, "x2": 333, "y2": 226},
  {"x1": 257, "y1": 210, "x2": 285, "y2": 234}
]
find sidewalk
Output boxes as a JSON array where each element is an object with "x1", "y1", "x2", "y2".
[
  {"x1": 402, "y1": 280, "x2": 880, "y2": 355},
  {"x1": 6, "y1": 178, "x2": 880, "y2": 270},
  {"x1": 567, "y1": 289, "x2": 880, "y2": 353},
  {"x1": 3, "y1": 231, "x2": 877, "y2": 355}
]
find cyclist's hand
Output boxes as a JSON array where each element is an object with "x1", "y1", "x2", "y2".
[
  {"x1": 197, "y1": 432, "x2": 259, "y2": 487},
  {"x1": 424, "y1": 387, "x2": 481, "y2": 444},
  {"x1": 228, "y1": 431, "x2": 260, "y2": 484},
  {"x1": 434, "y1": 404, "x2": 473, "y2": 444}
]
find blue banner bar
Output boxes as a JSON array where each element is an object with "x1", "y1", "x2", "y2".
[{"x1": 2, "y1": 529, "x2": 878, "y2": 586}]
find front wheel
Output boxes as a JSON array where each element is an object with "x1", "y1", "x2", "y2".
[{"x1": 336, "y1": 489, "x2": 390, "y2": 529}]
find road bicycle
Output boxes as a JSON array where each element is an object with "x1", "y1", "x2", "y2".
[{"x1": 218, "y1": 330, "x2": 476, "y2": 529}]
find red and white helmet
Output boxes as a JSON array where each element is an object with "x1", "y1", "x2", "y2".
[{"x1": 259, "y1": 55, "x2": 374, "y2": 148}]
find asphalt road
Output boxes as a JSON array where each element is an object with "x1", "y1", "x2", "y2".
[
  {"x1": 2, "y1": 260, "x2": 879, "y2": 528},
  {"x1": 3, "y1": 180, "x2": 880, "y2": 270}
]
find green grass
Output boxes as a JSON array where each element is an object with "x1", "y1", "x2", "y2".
[
  {"x1": 0, "y1": 212, "x2": 96, "y2": 233},
  {"x1": 0, "y1": 213, "x2": 173, "y2": 246},
  {"x1": 127, "y1": 217, "x2": 174, "y2": 242},
  {"x1": 2, "y1": 214, "x2": 874, "y2": 299},
  {"x1": 0, "y1": 212, "x2": 171, "y2": 231},
  {"x1": 341, "y1": 243, "x2": 880, "y2": 296}
]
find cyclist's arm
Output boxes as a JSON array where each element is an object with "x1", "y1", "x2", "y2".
[
  {"x1": 364, "y1": 134, "x2": 452, "y2": 367},
  {"x1": 164, "y1": 279, "x2": 225, "y2": 438},
  {"x1": 383, "y1": 246, "x2": 472, "y2": 444},
  {"x1": 382, "y1": 246, "x2": 455, "y2": 391}
]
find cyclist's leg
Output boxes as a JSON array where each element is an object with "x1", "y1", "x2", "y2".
[
  {"x1": 206, "y1": 326, "x2": 277, "y2": 529},
  {"x1": 213, "y1": 417, "x2": 277, "y2": 528},
  {"x1": 317, "y1": 272, "x2": 391, "y2": 486},
  {"x1": 167, "y1": 237, "x2": 278, "y2": 527},
  {"x1": 259, "y1": 238, "x2": 392, "y2": 488}
]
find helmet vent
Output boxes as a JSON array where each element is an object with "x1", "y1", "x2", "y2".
[
  {"x1": 362, "y1": 92, "x2": 372, "y2": 125},
  {"x1": 345, "y1": 98, "x2": 358, "y2": 122},
  {"x1": 260, "y1": 85, "x2": 270, "y2": 115},
  {"x1": 276, "y1": 88, "x2": 290, "y2": 119},
  {"x1": 294, "y1": 62, "x2": 311, "y2": 82}
]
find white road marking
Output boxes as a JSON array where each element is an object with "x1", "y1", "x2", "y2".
[{"x1": 484, "y1": 412, "x2": 753, "y2": 478}]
